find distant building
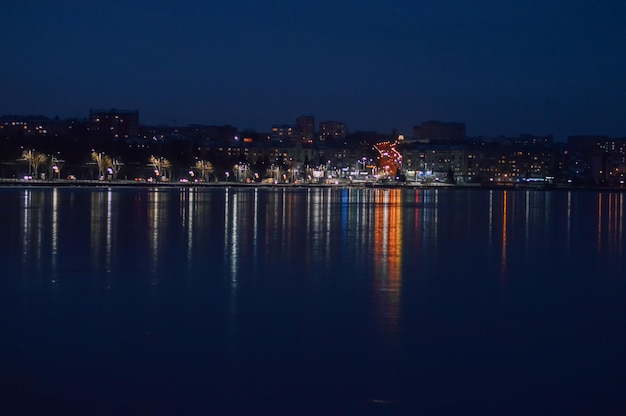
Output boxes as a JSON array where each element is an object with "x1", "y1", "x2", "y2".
[
  {"x1": 513, "y1": 134, "x2": 553, "y2": 147},
  {"x1": 412, "y1": 120, "x2": 466, "y2": 140},
  {"x1": 400, "y1": 141, "x2": 470, "y2": 182},
  {"x1": 286, "y1": 141, "x2": 321, "y2": 168},
  {"x1": 295, "y1": 115, "x2": 315, "y2": 143},
  {"x1": 319, "y1": 121, "x2": 347, "y2": 143},
  {"x1": 89, "y1": 108, "x2": 139, "y2": 140},
  {"x1": 399, "y1": 133, "x2": 561, "y2": 184},
  {"x1": 270, "y1": 124, "x2": 294, "y2": 143},
  {"x1": 0, "y1": 115, "x2": 69, "y2": 139},
  {"x1": 568, "y1": 135, "x2": 611, "y2": 156},
  {"x1": 568, "y1": 135, "x2": 626, "y2": 185},
  {"x1": 0, "y1": 117, "x2": 30, "y2": 139},
  {"x1": 182, "y1": 124, "x2": 238, "y2": 143}
]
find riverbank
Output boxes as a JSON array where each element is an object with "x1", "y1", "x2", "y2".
[
  {"x1": 1, "y1": 178, "x2": 626, "y2": 192},
  {"x1": 0, "y1": 178, "x2": 448, "y2": 189}
]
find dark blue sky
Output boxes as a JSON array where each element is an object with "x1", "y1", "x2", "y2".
[{"x1": 2, "y1": 0, "x2": 625, "y2": 139}]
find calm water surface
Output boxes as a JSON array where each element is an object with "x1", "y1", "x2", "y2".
[{"x1": 1, "y1": 186, "x2": 625, "y2": 414}]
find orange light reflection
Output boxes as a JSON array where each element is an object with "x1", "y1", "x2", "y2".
[{"x1": 372, "y1": 189, "x2": 402, "y2": 336}]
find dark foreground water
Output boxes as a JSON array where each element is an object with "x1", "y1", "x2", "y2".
[{"x1": 1, "y1": 186, "x2": 625, "y2": 415}]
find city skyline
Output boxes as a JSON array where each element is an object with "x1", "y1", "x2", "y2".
[{"x1": 2, "y1": 1, "x2": 625, "y2": 140}]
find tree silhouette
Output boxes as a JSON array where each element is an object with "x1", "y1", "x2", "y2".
[
  {"x1": 194, "y1": 160, "x2": 214, "y2": 181},
  {"x1": 91, "y1": 151, "x2": 107, "y2": 178},
  {"x1": 21, "y1": 150, "x2": 48, "y2": 177},
  {"x1": 446, "y1": 166, "x2": 456, "y2": 184},
  {"x1": 150, "y1": 155, "x2": 172, "y2": 180}
]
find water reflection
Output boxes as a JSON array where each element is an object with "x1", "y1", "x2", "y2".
[
  {"x1": 501, "y1": 190, "x2": 508, "y2": 279},
  {"x1": 90, "y1": 191, "x2": 103, "y2": 269},
  {"x1": 226, "y1": 189, "x2": 239, "y2": 284},
  {"x1": 21, "y1": 189, "x2": 31, "y2": 269},
  {"x1": 51, "y1": 188, "x2": 59, "y2": 280},
  {"x1": 616, "y1": 193, "x2": 624, "y2": 252},
  {"x1": 87, "y1": 189, "x2": 116, "y2": 282},
  {"x1": 372, "y1": 189, "x2": 402, "y2": 335},
  {"x1": 421, "y1": 188, "x2": 439, "y2": 249},
  {"x1": 253, "y1": 188, "x2": 259, "y2": 272},
  {"x1": 5, "y1": 186, "x2": 626, "y2": 414},
  {"x1": 148, "y1": 189, "x2": 170, "y2": 285},
  {"x1": 307, "y1": 188, "x2": 325, "y2": 267},
  {"x1": 488, "y1": 189, "x2": 494, "y2": 251},
  {"x1": 9, "y1": 187, "x2": 626, "y2": 329},
  {"x1": 20, "y1": 189, "x2": 45, "y2": 276},
  {"x1": 596, "y1": 192, "x2": 624, "y2": 256},
  {"x1": 185, "y1": 189, "x2": 194, "y2": 267},
  {"x1": 566, "y1": 191, "x2": 572, "y2": 251}
]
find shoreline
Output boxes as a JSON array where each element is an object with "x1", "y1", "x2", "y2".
[{"x1": 0, "y1": 178, "x2": 625, "y2": 192}]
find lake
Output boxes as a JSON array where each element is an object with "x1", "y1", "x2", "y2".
[{"x1": 1, "y1": 186, "x2": 625, "y2": 415}]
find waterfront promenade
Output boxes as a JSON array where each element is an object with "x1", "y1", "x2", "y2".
[{"x1": 0, "y1": 178, "x2": 453, "y2": 188}]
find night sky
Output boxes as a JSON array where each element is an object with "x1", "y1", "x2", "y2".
[{"x1": 2, "y1": 0, "x2": 625, "y2": 140}]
